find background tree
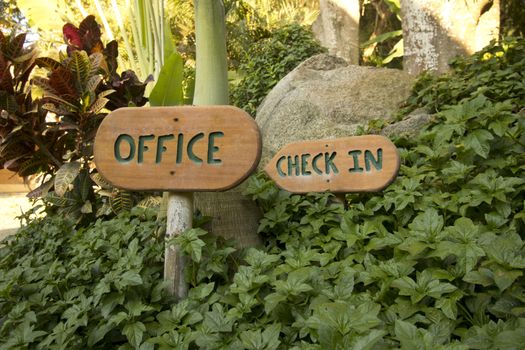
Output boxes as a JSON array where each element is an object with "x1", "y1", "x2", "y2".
[
  {"x1": 312, "y1": 0, "x2": 360, "y2": 64},
  {"x1": 400, "y1": 0, "x2": 500, "y2": 75},
  {"x1": 0, "y1": 0, "x2": 26, "y2": 32}
]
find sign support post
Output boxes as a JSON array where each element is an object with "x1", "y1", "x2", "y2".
[
  {"x1": 93, "y1": 106, "x2": 262, "y2": 299},
  {"x1": 164, "y1": 192, "x2": 193, "y2": 298}
]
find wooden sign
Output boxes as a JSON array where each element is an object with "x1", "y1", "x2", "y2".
[
  {"x1": 94, "y1": 106, "x2": 261, "y2": 191},
  {"x1": 264, "y1": 135, "x2": 399, "y2": 193}
]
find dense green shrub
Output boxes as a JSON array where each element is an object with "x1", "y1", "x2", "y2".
[
  {"x1": 2, "y1": 38, "x2": 525, "y2": 349},
  {"x1": 230, "y1": 24, "x2": 325, "y2": 117},
  {"x1": 0, "y1": 209, "x2": 167, "y2": 348},
  {"x1": 234, "y1": 37, "x2": 525, "y2": 348},
  {"x1": 0, "y1": 209, "x2": 240, "y2": 348}
]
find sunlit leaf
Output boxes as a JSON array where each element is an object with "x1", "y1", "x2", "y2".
[
  {"x1": 149, "y1": 52, "x2": 184, "y2": 107},
  {"x1": 54, "y1": 161, "x2": 81, "y2": 197}
]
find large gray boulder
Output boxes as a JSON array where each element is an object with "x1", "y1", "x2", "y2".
[
  {"x1": 256, "y1": 54, "x2": 415, "y2": 166},
  {"x1": 198, "y1": 54, "x2": 417, "y2": 249}
]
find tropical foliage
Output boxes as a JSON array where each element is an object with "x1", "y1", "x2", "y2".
[
  {"x1": 1, "y1": 36, "x2": 524, "y2": 349},
  {"x1": 230, "y1": 24, "x2": 324, "y2": 117},
  {"x1": 0, "y1": 16, "x2": 150, "y2": 223}
]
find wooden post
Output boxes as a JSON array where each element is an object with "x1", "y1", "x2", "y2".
[
  {"x1": 93, "y1": 106, "x2": 261, "y2": 301},
  {"x1": 334, "y1": 193, "x2": 347, "y2": 209},
  {"x1": 164, "y1": 192, "x2": 193, "y2": 298}
]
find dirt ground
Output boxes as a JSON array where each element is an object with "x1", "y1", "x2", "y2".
[{"x1": 0, "y1": 193, "x2": 33, "y2": 241}]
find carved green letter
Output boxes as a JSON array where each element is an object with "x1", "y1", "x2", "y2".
[
  {"x1": 365, "y1": 148, "x2": 383, "y2": 171},
  {"x1": 207, "y1": 131, "x2": 224, "y2": 164},
  {"x1": 156, "y1": 134, "x2": 175, "y2": 164},
  {"x1": 187, "y1": 133, "x2": 204, "y2": 164},
  {"x1": 348, "y1": 150, "x2": 363, "y2": 173},
  {"x1": 114, "y1": 134, "x2": 135, "y2": 163},
  {"x1": 138, "y1": 134, "x2": 155, "y2": 163},
  {"x1": 277, "y1": 156, "x2": 286, "y2": 177}
]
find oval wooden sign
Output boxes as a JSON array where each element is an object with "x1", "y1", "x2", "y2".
[
  {"x1": 264, "y1": 135, "x2": 399, "y2": 193},
  {"x1": 94, "y1": 106, "x2": 261, "y2": 191}
]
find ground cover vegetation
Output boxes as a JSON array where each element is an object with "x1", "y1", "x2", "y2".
[{"x1": 1, "y1": 18, "x2": 525, "y2": 346}]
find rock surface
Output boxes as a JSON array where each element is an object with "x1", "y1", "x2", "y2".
[
  {"x1": 381, "y1": 108, "x2": 434, "y2": 138},
  {"x1": 256, "y1": 54, "x2": 415, "y2": 166}
]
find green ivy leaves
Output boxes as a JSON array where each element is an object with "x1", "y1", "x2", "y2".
[
  {"x1": 0, "y1": 209, "x2": 166, "y2": 348},
  {"x1": 3, "y1": 35, "x2": 525, "y2": 350},
  {"x1": 230, "y1": 24, "x2": 325, "y2": 117},
  {"x1": 391, "y1": 270, "x2": 457, "y2": 304}
]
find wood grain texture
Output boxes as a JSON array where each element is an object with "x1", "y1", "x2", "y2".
[
  {"x1": 264, "y1": 135, "x2": 399, "y2": 193},
  {"x1": 94, "y1": 106, "x2": 262, "y2": 191}
]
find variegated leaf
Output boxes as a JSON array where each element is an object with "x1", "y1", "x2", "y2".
[
  {"x1": 42, "y1": 103, "x2": 71, "y2": 116},
  {"x1": 90, "y1": 172, "x2": 113, "y2": 190},
  {"x1": 3, "y1": 155, "x2": 25, "y2": 169},
  {"x1": 31, "y1": 76, "x2": 57, "y2": 95},
  {"x1": 85, "y1": 75, "x2": 103, "y2": 94},
  {"x1": 54, "y1": 161, "x2": 81, "y2": 197},
  {"x1": 97, "y1": 89, "x2": 116, "y2": 99},
  {"x1": 18, "y1": 157, "x2": 47, "y2": 177},
  {"x1": 137, "y1": 196, "x2": 162, "y2": 209},
  {"x1": 78, "y1": 170, "x2": 92, "y2": 202},
  {"x1": 0, "y1": 91, "x2": 19, "y2": 114},
  {"x1": 45, "y1": 191, "x2": 76, "y2": 207},
  {"x1": 67, "y1": 51, "x2": 91, "y2": 88},
  {"x1": 110, "y1": 189, "x2": 133, "y2": 214},
  {"x1": 42, "y1": 93, "x2": 78, "y2": 110},
  {"x1": 27, "y1": 178, "x2": 54, "y2": 199},
  {"x1": 35, "y1": 57, "x2": 62, "y2": 70},
  {"x1": 89, "y1": 97, "x2": 109, "y2": 114},
  {"x1": 89, "y1": 52, "x2": 103, "y2": 76},
  {"x1": 5, "y1": 33, "x2": 26, "y2": 59},
  {"x1": 12, "y1": 48, "x2": 38, "y2": 64}
]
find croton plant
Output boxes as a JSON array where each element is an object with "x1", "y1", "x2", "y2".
[{"x1": 0, "y1": 16, "x2": 151, "y2": 222}]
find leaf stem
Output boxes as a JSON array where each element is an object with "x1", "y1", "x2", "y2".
[
  {"x1": 33, "y1": 136, "x2": 62, "y2": 168},
  {"x1": 506, "y1": 131, "x2": 525, "y2": 148}
]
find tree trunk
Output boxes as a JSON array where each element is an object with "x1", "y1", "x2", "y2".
[
  {"x1": 193, "y1": 0, "x2": 262, "y2": 249},
  {"x1": 194, "y1": 185, "x2": 263, "y2": 248},
  {"x1": 401, "y1": 0, "x2": 500, "y2": 75},
  {"x1": 312, "y1": 0, "x2": 360, "y2": 64}
]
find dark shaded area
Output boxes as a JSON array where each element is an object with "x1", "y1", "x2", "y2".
[
  {"x1": 501, "y1": 0, "x2": 525, "y2": 36},
  {"x1": 359, "y1": 0, "x2": 403, "y2": 68}
]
